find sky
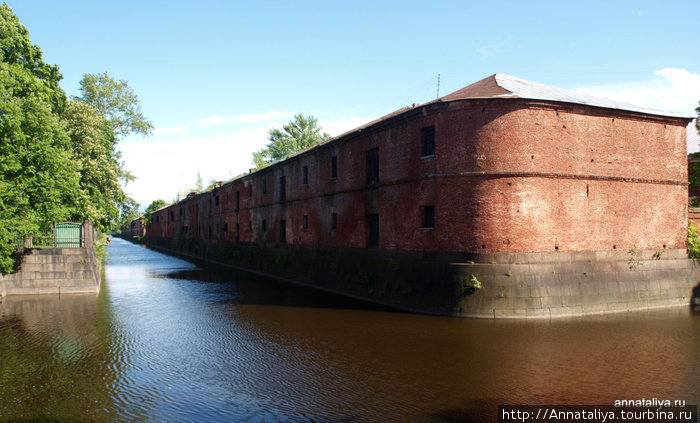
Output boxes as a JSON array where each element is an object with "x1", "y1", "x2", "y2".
[{"x1": 9, "y1": 1, "x2": 700, "y2": 208}]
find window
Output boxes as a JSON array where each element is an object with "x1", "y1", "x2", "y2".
[
  {"x1": 215, "y1": 195, "x2": 220, "y2": 206},
  {"x1": 367, "y1": 214, "x2": 379, "y2": 247},
  {"x1": 280, "y1": 219, "x2": 286, "y2": 243},
  {"x1": 222, "y1": 222, "x2": 228, "y2": 232},
  {"x1": 236, "y1": 223, "x2": 240, "y2": 241},
  {"x1": 331, "y1": 156, "x2": 338, "y2": 179},
  {"x1": 262, "y1": 177, "x2": 267, "y2": 194},
  {"x1": 155, "y1": 216, "x2": 159, "y2": 224},
  {"x1": 422, "y1": 125, "x2": 435, "y2": 157},
  {"x1": 422, "y1": 205, "x2": 435, "y2": 229},
  {"x1": 170, "y1": 211, "x2": 174, "y2": 221},
  {"x1": 303, "y1": 165, "x2": 308, "y2": 185},
  {"x1": 236, "y1": 191, "x2": 240, "y2": 211},
  {"x1": 279, "y1": 176, "x2": 286, "y2": 201},
  {"x1": 367, "y1": 148, "x2": 379, "y2": 185},
  {"x1": 331, "y1": 212, "x2": 338, "y2": 231},
  {"x1": 303, "y1": 215, "x2": 308, "y2": 231},
  {"x1": 262, "y1": 219, "x2": 267, "y2": 232},
  {"x1": 249, "y1": 220, "x2": 252, "y2": 231}
]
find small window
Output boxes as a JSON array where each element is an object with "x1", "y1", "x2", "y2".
[
  {"x1": 170, "y1": 211, "x2": 174, "y2": 221},
  {"x1": 422, "y1": 205, "x2": 435, "y2": 229},
  {"x1": 280, "y1": 219, "x2": 286, "y2": 243},
  {"x1": 155, "y1": 216, "x2": 159, "y2": 224},
  {"x1": 367, "y1": 214, "x2": 379, "y2": 248},
  {"x1": 331, "y1": 212, "x2": 338, "y2": 231},
  {"x1": 262, "y1": 219, "x2": 267, "y2": 232},
  {"x1": 331, "y1": 156, "x2": 338, "y2": 179},
  {"x1": 249, "y1": 220, "x2": 252, "y2": 231},
  {"x1": 303, "y1": 166, "x2": 308, "y2": 185},
  {"x1": 235, "y1": 223, "x2": 240, "y2": 241},
  {"x1": 236, "y1": 191, "x2": 240, "y2": 211},
  {"x1": 215, "y1": 195, "x2": 220, "y2": 206},
  {"x1": 303, "y1": 215, "x2": 308, "y2": 231},
  {"x1": 279, "y1": 176, "x2": 286, "y2": 201},
  {"x1": 367, "y1": 148, "x2": 379, "y2": 185},
  {"x1": 262, "y1": 177, "x2": 267, "y2": 194},
  {"x1": 422, "y1": 126, "x2": 435, "y2": 157},
  {"x1": 222, "y1": 222, "x2": 228, "y2": 232}
]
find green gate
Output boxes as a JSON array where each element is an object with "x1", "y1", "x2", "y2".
[{"x1": 55, "y1": 222, "x2": 82, "y2": 248}]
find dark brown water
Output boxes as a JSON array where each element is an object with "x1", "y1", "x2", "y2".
[{"x1": 0, "y1": 238, "x2": 698, "y2": 422}]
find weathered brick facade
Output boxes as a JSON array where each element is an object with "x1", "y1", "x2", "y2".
[{"x1": 148, "y1": 97, "x2": 689, "y2": 255}]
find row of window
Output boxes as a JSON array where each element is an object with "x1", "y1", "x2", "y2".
[{"x1": 258, "y1": 125, "x2": 436, "y2": 200}]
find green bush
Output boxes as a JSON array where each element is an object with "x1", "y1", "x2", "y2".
[{"x1": 688, "y1": 221, "x2": 700, "y2": 259}]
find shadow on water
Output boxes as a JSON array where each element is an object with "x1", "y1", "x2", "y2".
[{"x1": 159, "y1": 266, "x2": 399, "y2": 313}]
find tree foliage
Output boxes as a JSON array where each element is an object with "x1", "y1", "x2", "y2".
[
  {"x1": 253, "y1": 114, "x2": 330, "y2": 169},
  {"x1": 144, "y1": 199, "x2": 167, "y2": 225},
  {"x1": 0, "y1": 5, "x2": 151, "y2": 273},
  {"x1": 75, "y1": 72, "x2": 153, "y2": 139}
]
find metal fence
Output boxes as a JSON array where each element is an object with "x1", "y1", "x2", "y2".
[{"x1": 13, "y1": 222, "x2": 91, "y2": 249}]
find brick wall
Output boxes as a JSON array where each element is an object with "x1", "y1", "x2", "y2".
[{"x1": 147, "y1": 98, "x2": 689, "y2": 255}]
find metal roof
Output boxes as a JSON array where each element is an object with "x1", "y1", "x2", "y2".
[{"x1": 439, "y1": 73, "x2": 691, "y2": 119}]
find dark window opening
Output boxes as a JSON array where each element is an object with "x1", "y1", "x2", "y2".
[
  {"x1": 222, "y1": 222, "x2": 228, "y2": 232},
  {"x1": 303, "y1": 215, "x2": 308, "y2": 231},
  {"x1": 236, "y1": 223, "x2": 240, "y2": 241},
  {"x1": 262, "y1": 178, "x2": 267, "y2": 194},
  {"x1": 422, "y1": 125, "x2": 435, "y2": 157},
  {"x1": 279, "y1": 176, "x2": 286, "y2": 201},
  {"x1": 331, "y1": 212, "x2": 338, "y2": 231},
  {"x1": 367, "y1": 148, "x2": 379, "y2": 185},
  {"x1": 236, "y1": 191, "x2": 240, "y2": 211},
  {"x1": 422, "y1": 205, "x2": 435, "y2": 228},
  {"x1": 249, "y1": 220, "x2": 252, "y2": 231},
  {"x1": 215, "y1": 195, "x2": 220, "y2": 206},
  {"x1": 303, "y1": 165, "x2": 308, "y2": 185},
  {"x1": 280, "y1": 219, "x2": 286, "y2": 243},
  {"x1": 367, "y1": 214, "x2": 379, "y2": 248},
  {"x1": 155, "y1": 216, "x2": 159, "y2": 224},
  {"x1": 169, "y1": 211, "x2": 174, "y2": 221},
  {"x1": 331, "y1": 156, "x2": 338, "y2": 179},
  {"x1": 262, "y1": 219, "x2": 267, "y2": 232},
  {"x1": 179, "y1": 207, "x2": 183, "y2": 216}
]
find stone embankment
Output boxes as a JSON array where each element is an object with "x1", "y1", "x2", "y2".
[{"x1": 0, "y1": 248, "x2": 100, "y2": 297}]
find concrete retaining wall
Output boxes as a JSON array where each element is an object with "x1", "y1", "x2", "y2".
[
  {"x1": 0, "y1": 248, "x2": 101, "y2": 297},
  {"x1": 142, "y1": 236, "x2": 699, "y2": 318}
]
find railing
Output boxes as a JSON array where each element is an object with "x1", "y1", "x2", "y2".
[{"x1": 13, "y1": 222, "x2": 95, "y2": 249}]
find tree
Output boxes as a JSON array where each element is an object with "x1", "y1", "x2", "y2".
[
  {"x1": 144, "y1": 199, "x2": 167, "y2": 225},
  {"x1": 0, "y1": 4, "x2": 83, "y2": 273},
  {"x1": 116, "y1": 197, "x2": 140, "y2": 233},
  {"x1": 252, "y1": 114, "x2": 330, "y2": 169},
  {"x1": 74, "y1": 72, "x2": 153, "y2": 139}
]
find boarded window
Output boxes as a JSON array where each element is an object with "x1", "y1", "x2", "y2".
[
  {"x1": 422, "y1": 205, "x2": 435, "y2": 228},
  {"x1": 331, "y1": 212, "x2": 338, "y2": 231},
  {"x1": 303, "y1": 165, "x2": 308, "y2": 185},
  {"x1": 331, "y1": 156, "x2": 338, "y2": 179},
  {"x1": 280, "y1": 219, "x2": 286, "y2": 243},
  {"x1": 279, "y1": 176, "x2": 286, "y2": 201},
  {"x1": 422, "y1": 126, "x2": 435, "y2": 156},
  {"x1": 367, "y1": 214, "x2": 379, "y2": 248},
  {"x1": 367, "y1": 148, "x2": 379, "y2": 185}
]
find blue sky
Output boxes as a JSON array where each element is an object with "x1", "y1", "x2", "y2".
[{"x1": 9, "y1": 1, "x2": 700, "y2": 207}]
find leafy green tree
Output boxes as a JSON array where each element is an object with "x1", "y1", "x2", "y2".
[
  {"x1": 0, "y1": 4, "x2": 83, "y2": 273},
  {"x1": 144, "y1": 199, "x2": 167, "y2": 225},
  {"x1": 115, "y1": 197, "x2": 140, "y2": 233},
  {"x1": 74, "y1": 72, "x2": 153, "y2": 139},
  {"x1": 253, "y1": 114, "x2": 330, "y2": 169}
]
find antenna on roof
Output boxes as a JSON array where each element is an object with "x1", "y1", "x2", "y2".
[{"x1": 436, "y1": 73, "x2": 441, "y2": 98}]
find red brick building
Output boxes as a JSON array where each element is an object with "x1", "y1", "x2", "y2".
[{"x1": 144, "y1": 74, "x2": 696, "y2": 317}]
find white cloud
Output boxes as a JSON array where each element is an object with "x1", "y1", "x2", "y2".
[
  {"x1": 195, "y1": 111, "x2": 293, "y2": 126},
  {"x1": 153, "y1": 126, "x2": 187, "y2": 136}
]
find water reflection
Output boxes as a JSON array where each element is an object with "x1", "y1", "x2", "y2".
[{"x1": 0, "y1": 238, "x2": 697, "y2": 423}]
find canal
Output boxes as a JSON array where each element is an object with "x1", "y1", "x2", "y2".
[{"x1": 0, "y1": 238, "x2": 698, "y2": 422}]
